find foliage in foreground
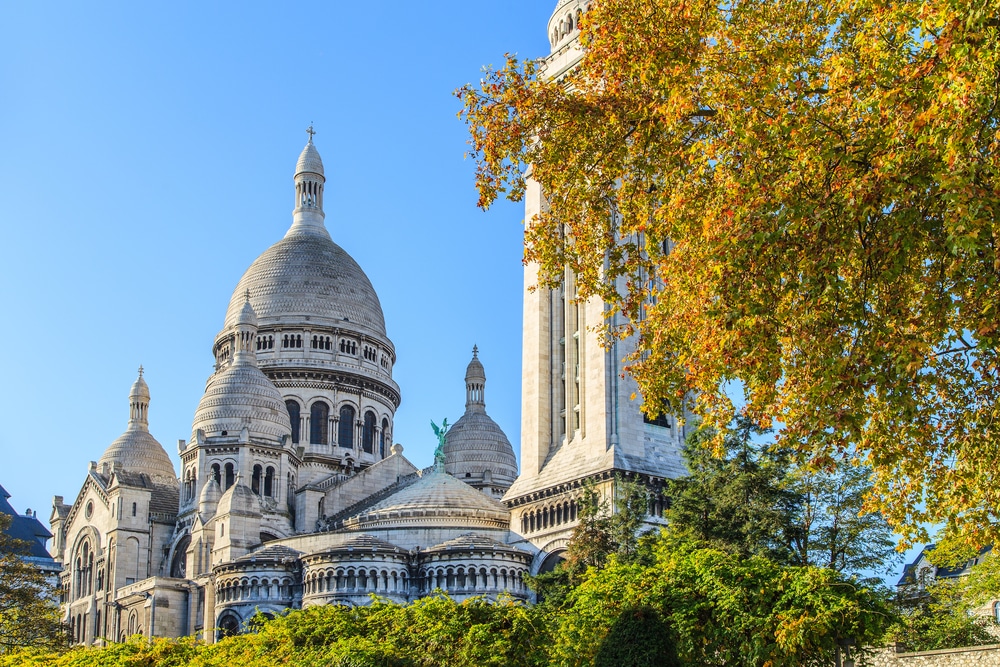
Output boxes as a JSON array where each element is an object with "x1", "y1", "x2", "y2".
[
  {"x1": 0, "y1": 531, "x2": 898, "y2": 667},
  {"x1": 458, "y1": 0, "x2": 1000, "y2": 549},
  {"x1": 551, "y1": 533, "x2": 894, "y2": 667},
  {"x1": 0, "y1": 514, "x2": 66, "y2": 654},
  {"x1": 0, "y1": 595, "x2": 549, "y2": 667}
]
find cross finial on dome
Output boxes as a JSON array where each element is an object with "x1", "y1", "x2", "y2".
[
  {"x1": 244, "y1": 289, "x2": 251, "y2": 303},
  {"x1": 138, "y1": 365, "x2": 144, "y2": 377},
  {"x1": 306, "y1": 123, "x2": 316, "y2": 143},
  {"x1": 472, "y1": 344, "x2": 479, "y2": 358}
]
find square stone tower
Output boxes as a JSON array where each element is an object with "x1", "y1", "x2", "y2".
[{"x1": 503, "y1": 0, "x2": 688, "y2": 572}]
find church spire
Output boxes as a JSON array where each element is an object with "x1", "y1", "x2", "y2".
[{"x1": 288, "y1": 125, "x2": 328, "y2": 237}]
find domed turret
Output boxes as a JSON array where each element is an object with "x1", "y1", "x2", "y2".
[
  {"x1": 193, "y1": 299, "x2": 292, "y2": 444},
  {"x1": 444, "y1": 347, "x2": 518, "y2": 497},
  {"x1": 217, "y1": 476, "x2": 261, "y2": 518},
  {"x1": 98, "y1": 368, "x2": 177, "y2": 481},
  {"x1": 198, "y1": 477, "x2": 223, "y2": 517}
]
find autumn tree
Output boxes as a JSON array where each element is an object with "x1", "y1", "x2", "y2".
[
  {"x1": 0, "y1": 514, "x2": 66, "y2": 654},
  {"x1": 459, "y1": 0, "x2": 1000, "y2": 547}
]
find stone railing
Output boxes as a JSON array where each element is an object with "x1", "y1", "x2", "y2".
[{"x1": 867, "y1": 644, "x2": 1000, "y2": 666}]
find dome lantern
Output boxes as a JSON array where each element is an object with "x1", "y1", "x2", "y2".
[
  {"x1": 289, "y1": 125, "x2": 327, "y2": 237},
  {"x1": 465, "y1": 345, "x2": 486, "y2": 413}
]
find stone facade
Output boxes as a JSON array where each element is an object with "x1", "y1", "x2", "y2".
[
  {"x1": 868, "y1": 645, "x2": 1000, "y2": 667},
  {"x1": 49, "y1": 1, "x2": 694, "y2": 643},
  {"x1": 503, "y1": 0, "x2": 687, "y2": 570},
  {"x1": 50, "y1": 136, "x2": 531, "y2": 645}
]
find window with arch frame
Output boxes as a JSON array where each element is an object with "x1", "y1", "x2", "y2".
[
  {"x1": 310, "y1": 401, "x2": 330, "y2": 445},
  {"x1": 338, "y1": 405, "x2": 356, "y2": 448},
  {"x1": 362, "y1": 411, "x2": 377, "y2": 453}
]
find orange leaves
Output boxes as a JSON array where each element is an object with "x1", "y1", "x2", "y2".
[{"x1": 460, "y1": 0, "x2": 1000, "y2": 547}]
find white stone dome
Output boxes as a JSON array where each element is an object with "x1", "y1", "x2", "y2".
[
  {"x1": 222, "y1": 233, "x2": 387, "y2": 336},
  {"x1": 443, "y1": 412, "x2": 518, "y2": 486},
  {"x1": 343, "y1": 469, "x2": 510, "y2": 530},
  {"x1": 98, "y1": 370, "x2": 176, "y2": 481},
  {"x1": 192, "y1": 357, "x2": 291, "y2": 443},
  {"x1": 99, "y1": 429, "x2": 176, "y2": 480}
]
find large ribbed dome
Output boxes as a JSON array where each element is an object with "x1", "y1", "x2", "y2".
[
  {"x1": 222, "y1": 233, "x2": 386, "y2": 336},
  {"x1": 192, "y1": 358, "x2": 291, "y2": 443},
  {"x1": 98, "y1": 370, "x2": 176, "y2": 480}
]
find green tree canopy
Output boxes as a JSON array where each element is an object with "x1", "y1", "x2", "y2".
[
  {"x1": 0, "y1": 514, "x2": 66, "y2": 654},
  {"x1": 669, "y1": 419, "x2": 901, "y2": 575},
  {"x1": 458, "y1": 0, "x2": 1000, "y2": 548},
  {"x1": 551, "y1": 532, "x2": 895, "y2": 667}
]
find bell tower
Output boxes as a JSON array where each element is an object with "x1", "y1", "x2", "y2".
[{"x1": 503, "y1": 1, "x2": 688, "y2": 572}]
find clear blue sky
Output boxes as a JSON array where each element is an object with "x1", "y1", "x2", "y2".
[
  {"x1": 0, "y1": 1, "x2": 551, "y2": 524},
  {"x1": 0, "y1": 1, "x2": 918, "y2": 582}
]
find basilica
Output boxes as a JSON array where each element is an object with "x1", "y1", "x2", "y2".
[{"x1": 49, "y1": 0, "x2": 689, "y2": 645}]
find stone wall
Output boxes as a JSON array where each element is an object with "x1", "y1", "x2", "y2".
[{"x1": 867, "y1": 644, "x2": 1000, "y2": 667}]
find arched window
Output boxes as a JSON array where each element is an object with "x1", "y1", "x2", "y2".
[
  {"x1": 338, "y1": 405, "x2": 355, "y2": 448},
  {"x1": 170, "y1": 535, "x2": 190, "y2": 578},
  {"x1": 264, "y1": 467, "x2": 275, "y2": 497},
  {"x1": 217, "y1": 612, "x2": 241, "y2": 639},
  {"x1": 285, "y1": 400, "x2": 301, "y2": 443},
  {"x1": 310, "y1": 401, "x2": 329, "y2": 445},
  {"x1": 225, "y1": 463, "x2": 235, "y2": 490},
  {"x1": 252, "y1": 465, "x2": 262, "y2": 495},
  {"x1": 211, "y1": 463, "x2": 221, "y2": 484},
  {"x1": 380, "y1": 418, "x2": 389, "y2": 458},
  {"x1": 362, "y1": 411, "x2": 376, "y2": 453},
  {"x1": 131, "y1": 502, "x2": 137, "y2": 517}
]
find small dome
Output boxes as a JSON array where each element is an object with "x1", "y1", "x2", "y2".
[
  {"x1": 218, "y1": 479, "x2": 261, "y2": 517},
  {"x1": 236, "y1": 293, "x2": 258, "y2": 327},
  {"x1": 192, "y1": 357, "x2": 291, "y2": 444},
  {"x1": 99, "y1": 429, "x2": 177, "y2": 481},
  {"x1": 199, "y1": 478, "x2": 222, "y2": 506},
  {"x1": 444, "y1": 412, "x2": 518, "y2": 486},
  {"x1": 296, "y1": 140, "x2": 324, "y2": 177},
  {"x1": 444, "y1": 347, "x2": 517, "y2": 489},
  {"x1": 345, "y1": 469, "x2": 509, "y2": 528},
  {"x1": 466, "y1": 345, "x2": 485, "y2": 382}
]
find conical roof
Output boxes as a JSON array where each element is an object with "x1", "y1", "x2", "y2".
[{"x1": 295, "y1": 139, "x2": 324, "y2": 176}]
